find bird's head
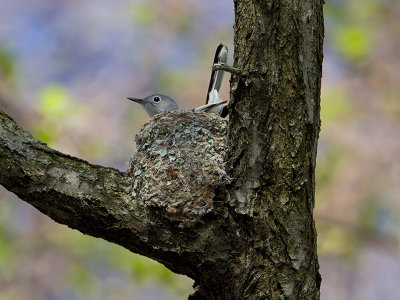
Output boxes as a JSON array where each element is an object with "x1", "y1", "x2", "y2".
[{"x1": 127, "y1": 94, "x2": 179, "y2": 117}]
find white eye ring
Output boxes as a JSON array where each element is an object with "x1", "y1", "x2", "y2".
[{"x1": 153, "y1": 96, "x2": 161, "y2": 102}]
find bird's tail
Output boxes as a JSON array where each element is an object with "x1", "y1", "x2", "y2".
[{"x1": 206, "y1": 44, "x2": 228, "y2": 105}]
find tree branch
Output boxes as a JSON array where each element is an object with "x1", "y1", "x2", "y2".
[
  {"x1": 0, "y1": 109, "x2": 237, "y2": 280},
  {"x1": 212, "y1": 63, "x2": 246, "y2": 76}
]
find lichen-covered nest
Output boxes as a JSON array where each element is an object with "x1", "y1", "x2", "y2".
[{"x1": 129, "y1": 110, "x2": 229, "y2": 227}]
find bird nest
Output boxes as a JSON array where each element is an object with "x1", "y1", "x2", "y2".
[{"x1": 129, "y1": 111, "x2": 229, "y2": 227}]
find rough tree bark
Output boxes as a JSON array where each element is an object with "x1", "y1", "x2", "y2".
[
  {"x1": 0, "y1": 1, "x2": 324, "y2": 299},
  {"x1": 223, "y1": 0, "x2": 324, "y2": 298}
]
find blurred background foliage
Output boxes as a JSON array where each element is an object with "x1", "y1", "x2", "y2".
[{"x1": 0, "y1": 0, "x2": 399, "y2": 299}]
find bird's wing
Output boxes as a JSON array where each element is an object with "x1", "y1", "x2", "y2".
[{"x1": 193, "y1": 101, "x2": 228, "y2": 115}]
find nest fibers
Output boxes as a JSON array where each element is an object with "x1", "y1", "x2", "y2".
[{"x1": 129, "y1": 110, "x2": 230, "y2": 227}]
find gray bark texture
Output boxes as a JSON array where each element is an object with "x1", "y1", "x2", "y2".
[{"x1": 0, "y1": 0, "x2": 324, "y2": 299}]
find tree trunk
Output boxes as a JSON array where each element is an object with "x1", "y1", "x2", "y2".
[
  {"x1": 0, "y1": 0, "x2": 324, "y2": 299},
  {"x1": 220, "y1": 0, "x2": 323, "y2": 298}
]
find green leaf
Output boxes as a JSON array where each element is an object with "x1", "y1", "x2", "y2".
[
  {"x1": 333, "y1": 26, "x2": 372, "y2": 62},
  {"x1": 130, "y1": 3, "x2": 157, "y2": 25},
  {"x1": 320, "y1": 86, "x2": 352, "y2": 124},
  {"x1": 38, "y1": 84, "x2": 73, "y2": 118},
  {"x1": 0, "y1": 47, "x2": 16, "y2": 80}
]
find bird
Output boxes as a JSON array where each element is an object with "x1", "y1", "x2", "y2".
[{"x1": 127, "y1": 44, "x2": 229, "y2": 117}]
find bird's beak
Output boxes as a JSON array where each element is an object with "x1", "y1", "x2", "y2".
[{"x1": 127, "y1": 97, "x2": 144, "y2": 104}]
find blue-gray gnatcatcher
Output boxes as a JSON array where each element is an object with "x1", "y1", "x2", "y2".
[{"x1": 127, "y1": 44, "x2": 229, "y2": 117}]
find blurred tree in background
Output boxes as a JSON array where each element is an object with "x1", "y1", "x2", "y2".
[{"x1": 0, "y1": 0, "x2": 399, "y2": 299}]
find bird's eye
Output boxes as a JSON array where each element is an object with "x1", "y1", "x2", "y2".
[{"x1": 153, "y1": 96, "x2": 161, "y2": 102}]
